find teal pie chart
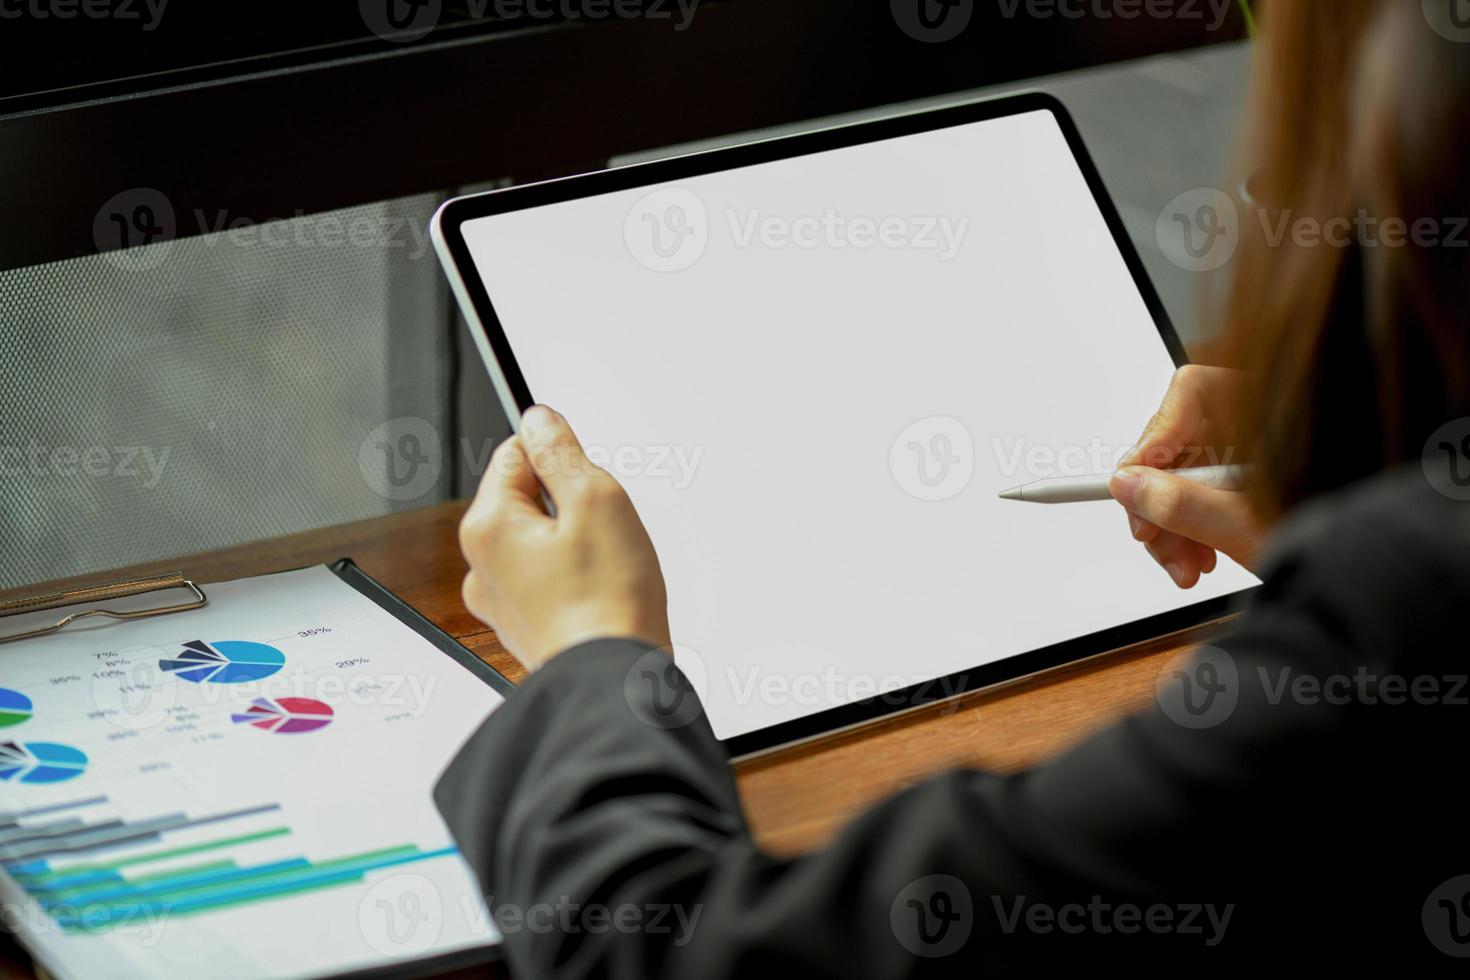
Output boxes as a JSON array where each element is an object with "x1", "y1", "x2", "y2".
[
  {"x1": 0, "y1": 741, "x2": 87, "y2": 784},
  {"x1": 159, "y1": 640, "x2": 286, "y2": 684}
]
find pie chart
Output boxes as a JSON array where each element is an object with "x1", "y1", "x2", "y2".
[
  {"x1": 231, "y1": 697, "x2": 334, "y2": 734},
  {"x1": 0, "y1": 689, "x2": 33, "y2": 728},
  {"x1": 0, "y1": 741, "x2": 87, "y2": 784},
  {"x1": 160, "y1": 640, "x2": 286, "y2": 684}
]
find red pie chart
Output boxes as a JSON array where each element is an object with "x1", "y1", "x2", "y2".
[{"x1": 231, "y1": 697, "x2": 334, "y2": 734}]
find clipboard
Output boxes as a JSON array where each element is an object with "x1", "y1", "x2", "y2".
[
  {"x1": 0, "y1": 559, "x2": 514, "y2": 979},
  {"x1": 0, "y1": 573, "x2": 209, "y2": 647},
  {"x1": 0, "y1": 560, "x2": 512, "y2": 698}
]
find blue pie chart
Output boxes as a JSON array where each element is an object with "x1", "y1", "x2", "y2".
[
  {"x1": 0, "y1": 689, "x2": 33, "y2": 728},
  {"x1": 159, "y1": 640, "x2": 286, "y2": 684},
  {"x1": 0, "y1": 741, "x2": 88, "y2": 784}
]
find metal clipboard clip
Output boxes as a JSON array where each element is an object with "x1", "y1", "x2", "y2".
[{"x1": 0, "y1": 572, "x2": 208, "y2": 647}]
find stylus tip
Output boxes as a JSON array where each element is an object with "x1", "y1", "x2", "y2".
[{"x1": 998, "y1": 486, "x2": 1025, "y2": 501}]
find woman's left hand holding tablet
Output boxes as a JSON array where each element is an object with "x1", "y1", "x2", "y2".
[{"x1": 458, "y1": 405, "x2": 672, "y2": 671}]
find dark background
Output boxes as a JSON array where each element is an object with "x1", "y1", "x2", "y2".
[
  {"x1": 0, "y1": 0, "x2": 1248, "y2": 270},
  {"x1": 0, "y1": 0, "x2": 1253, "y2": 592}
]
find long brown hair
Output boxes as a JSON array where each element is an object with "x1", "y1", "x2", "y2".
[{"x1": 1221, "y1": 0, "x2": 1470, "y2": 519}]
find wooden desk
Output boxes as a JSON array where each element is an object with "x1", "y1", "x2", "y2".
[{"x1": 0, "y1": 501, "x2": 1208, "y2": 976}]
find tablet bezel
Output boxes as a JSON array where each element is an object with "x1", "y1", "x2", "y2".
[{"x1": 432, "y1": 91, "x2": 1253, "y2": 758}]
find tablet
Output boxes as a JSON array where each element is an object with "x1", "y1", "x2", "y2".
[{"x1": 432, "y1": 93, "x2": 1260, "y2": 757}]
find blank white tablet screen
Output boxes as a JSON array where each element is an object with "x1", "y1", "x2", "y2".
[{"x1": 459, "y1": 107, "x2": 1258, "y2": 741}]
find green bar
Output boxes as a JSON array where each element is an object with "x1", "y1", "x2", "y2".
[
  {"x1": 62, "y1": 871, "x2": 369, "y2": 931},
  {"x1": 32, "y1": 859, "x2": 238, "y2": 899},
  {"x1": 129, "y1": 858, "x2": 237, "y2": 885},
  {"x1": 170, "y1": 872, "x2": 366, "y2": 918},
  {"x1": 68, "y1": 845, "x2": 419, "y2": 909},
  {"x1": 15, "y1": 827, "x2": 291, "y2": 883}
]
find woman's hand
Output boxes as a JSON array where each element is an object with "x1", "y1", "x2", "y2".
[
  {"x1": 458, "y1": 406, "x2": 672, "y2": 671},
  {"x1": 1109, "y1": 365, "x2": 1266, "y2": 587}
]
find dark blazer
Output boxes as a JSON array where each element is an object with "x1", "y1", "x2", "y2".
[{"x1": 435, "y1": 466, "x2": 1470, "y2": 975}]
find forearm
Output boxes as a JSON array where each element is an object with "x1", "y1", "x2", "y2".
[
  {"x1": 433, "y1": 639, "x2": 1258, "y2": 977},
  {"x1": 435, "y1": 640, "x2": 749, "y2": 976}
]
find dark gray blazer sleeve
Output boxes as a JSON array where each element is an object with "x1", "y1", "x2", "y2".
[{"x1": 434, "y1": 471, "x2": 1470, "y2": 976}]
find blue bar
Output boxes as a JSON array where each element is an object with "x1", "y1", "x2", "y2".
[
  {"x1": 56, "y1": 869, "x2": 367, "y2": 929},
  {"x1": 51, "y1": 847, "x2": 459, "y2": 929},
  {"x1": 5, "y1": 858, "x2": 50, "y2": 876},
  {"x1": 42, "y1": 858, "x2": 311, "y2": 906},
  {"x1": 22, "y1": 869, "x2": 123, "y2": 891}
]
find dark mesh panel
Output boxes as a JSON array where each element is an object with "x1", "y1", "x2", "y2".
[{"x1": 0, "y1": 193, "x2": 452, "y2": 590}]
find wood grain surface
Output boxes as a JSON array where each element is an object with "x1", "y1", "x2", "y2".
[{"x1": 0, "y1": 500, "x2": 1211, "y2": 976}]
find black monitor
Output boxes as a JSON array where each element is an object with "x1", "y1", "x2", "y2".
[{"x1": 0, "y1": 0, "x2": 1247, "y2": 271}]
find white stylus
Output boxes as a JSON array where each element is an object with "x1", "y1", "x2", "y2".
[{"x1": 998, "y1": 465, "x2": 1251, "y2": 504}]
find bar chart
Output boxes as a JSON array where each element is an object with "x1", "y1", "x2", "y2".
[{"x1": 2, "y1": 795, "x2": 460, "y2": 932}]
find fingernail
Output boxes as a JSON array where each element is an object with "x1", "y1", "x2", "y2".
[
  {"x1": 1164, "y1": 561, "x2": 1185, "y2": 586},
  {"x1": 521, "y1": 405, "x2": 555, "y2": 433},
  {"x1": 1110, "y1": 468, "x2": 1145, "y2": 509},
  {"x1": 1127, "y1": 512, "x2": 1144, "y2": 539}
]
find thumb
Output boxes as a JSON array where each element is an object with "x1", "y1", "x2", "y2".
[
  {"x1": 517, "y1": 405, "x2": 598, "y2": 504},
  {"x1": 1110, "y1": 466, "x2": 1259, "y2": 565},
  {"x1": 475, "y1": 435, "x2": 547, "y2": 519}
]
